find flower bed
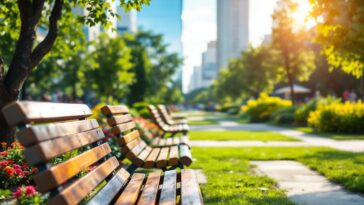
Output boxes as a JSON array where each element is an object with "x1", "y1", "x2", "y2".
[{"x1": 308, "y1": 101, "x2": 364, "y2": 133}]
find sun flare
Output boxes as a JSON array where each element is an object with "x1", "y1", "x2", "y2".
[{"x1": 292, "y1": 0, "x2": 316, "y2": 29}]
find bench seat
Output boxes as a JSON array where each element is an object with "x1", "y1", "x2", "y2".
[{"x1": 150, "y1": 135, "x2": 189, "y2": 147}]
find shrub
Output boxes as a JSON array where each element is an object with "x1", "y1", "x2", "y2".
[
  {"x1": 271, "y1": 106, "x2": 296, "y2": 124},
  {"x1": 0, "y1": 143, "x2": 38, "y2": 189},
  {"x1": 308, "y1": 101, "x2": 364, "y2": 133},
  {"x1": 242, "y1": 93, "x2": 292, "y2": 122},
  {"x1": 295, "y1": 97, "x2": 340, "y2": 124},
  {"x1": 132, "y1": 102, "x2": 151, "y2": 118}
]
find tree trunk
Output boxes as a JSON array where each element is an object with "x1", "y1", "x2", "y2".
[
  {"x1": 0, "y1": 83, "x2": 17, "y2": 144},
  {"x1": 288, "y1": 73, "x2": 295, "y2": 106}
]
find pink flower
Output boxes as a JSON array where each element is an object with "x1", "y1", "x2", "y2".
[
  {"x1": 12, "y1": 187, "x2": 23, "y2": 198},
  {"x1": 25, "y1": 186, "x2": 36, "y2": 197},
  {"x1": 0, "y1": 151, "x2": 8, "y2": 156}
]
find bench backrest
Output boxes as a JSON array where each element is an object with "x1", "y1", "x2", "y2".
[
  {"x1": 101, "y1": 105, "x2": 150, "y2": 166},
  {"x1": 147, "y1": 105, "x2": 170, "y2": 130},
  {"x1": 2, "y1": 101, "x2": 130, "y2": 205},
  {"x1": 157, "y1": 104, "x2": 175, "y2": 124}
]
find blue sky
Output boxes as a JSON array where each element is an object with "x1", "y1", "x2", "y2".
[{"x1": 137, "y1": 0, "x2": 183, "y2": 54}]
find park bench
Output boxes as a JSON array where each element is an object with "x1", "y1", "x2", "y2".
[
  {"x1": 148, "y1": 105, "x2": 189, "y2": 137},
  {"x1": 101, "y1": 105, "x2": 193, "y2": 170},
  {"x1": 157, "y1": 105, "x2": 187, "y2": 124},
  {"x1": 165, "y1": 105, "x2": 187, "y2": 121},
  {"x1": 2, "y1": 101, "x2": 203, "y2": 205}
]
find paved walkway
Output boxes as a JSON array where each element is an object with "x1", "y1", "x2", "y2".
[
  {"x1": 252, "y1": 160, "x2": 364, "y2": 205},
  {"x1": 190, "y1": 123, "x2": 364, "y2": 152}
]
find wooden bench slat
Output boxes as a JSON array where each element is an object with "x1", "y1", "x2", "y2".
[
  {"x1": 115, "y1": 173, "x2": 145, "y2": 205},
  {"x1": 122, "y1": 138, "x2": 142, "y2": 154},
  {"x1": 144, "y1": 148, "x2": 160, "y2": 168},
  {"x1": 159, "y1": 138, "x2": 166, "y2": 146},
  {"x1": 173, "y1": 137, "x2": 180, "y2": 145},
  {"x1": 180, "y1": 136, "x2": 189, "y2": 145},
  {"x1": 151, "y1": 137, "x2": 160, "y2": 146},
  {"x1": 87, "y1": 168, "x2": 130, "y2": 205},
  {"x1": 107, "y1": 114, "x2": 133, "y2": 127},
  {"x1": 137, "y1": 171, "x2": 162, "y2": 205},
  {"x1": 159, "y1": 170, "x2": 177, "y2": 205},
  {"x1": 166, "y1": 138, "x2": 173, "y2": 146},
  {"x1": 181, "y1": 170, "x2": 204, "y2": 205},
  {"x1": 2, "y1": 101, "x2": 92, "y2": 126},
  {"x1": 168, "y1": 146, "x2": 179, "y2": 166},
  {"x1": 25, "y1": 128, "x2": 104, "y2": 165},
  {"x1": 126, "y1": 141, "x2": 147, "y2": 164},
  {"x1": 111, "y1": 121, "x2": 136, "y2": 135},
  {"x1": 48, "y1": 157, "x2": 119, "y2": 205},
  {"x1": 101, "y1": 105, "x2": 129, "y2": 116},
  {"x1": 134, "y1": 147, "x2": 152, "y2": 166},
  {"x1": 35, "y1": 143, "x2": 111, "y2": 193},
  {"x1": 179, "y1": 145, "x2": 192, "y2": 166},
  {"x1": 156, "y1": 147, "x2": 169, "y2": 168},
  {"x1": 17, "y1": 119, "x2": 99, "y2": 146},
  {"x1": 118, "y1": 130, "x2": 140, "y2": 146}
]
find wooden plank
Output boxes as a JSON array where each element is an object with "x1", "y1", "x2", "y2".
[
  {"x1": 126, "y1": 141, "x2": 147, "y2": 165},
  {"x1": 47, "y1": 157, "x2": 119, "y2": 205},
  {"x1": 134, "y1": 147, "x2": 152, "y2": 166},
  {"x1": 168, "y1": 146, "x2": 179, "y2": 166},
  {"x1": 165, "y1": 138, "x2": 173, "y2": 146},
  {"x1": 144, "y1": 148, "x2": 160, "y2": 168},
  {"x1": 111, "y1": 122, "x2": 136, "y2": 135},
  {"x1": 118, "y1": 130, "x2": 140, "y2": 145},
  {"x1": 156, "y1": 147, "x2": 169, "y2": 168},
  {"x1": 87, "y1": 168, "x2": 130, "y2": 205},
  {"x1": 114, "y1": 173, "x2": 145, "y2": 205},
  {"x1": 158, "y1": 138, "x2": 166, "y2": 146},
  {"x1": 181, "y1": 169, "x2": 204, "y2": 205},
  {"x1": 25, "y1": 128, "x2": 104, "y2": 165},
  {"x1": 151, "y1": 137, "x2": 160, "y2": 146},
  {"x1": 137, "y1": 171, "x2": 162, "y2": 205},
  {"x1": 180, "y1": 136, "x2": 189, "y2": 145},
  {"x1": 121, "y1": 138, "x2": 141, "y2": 154},
  {"x1": 179, "y1": 145, "x2": 192, "y2": 166},
  {"x1": 35, "y1": 143, "x2": 111, "y2": 193},
  {"x1": 101, "y1": 105, "x2": 129, "y2": 116},
  {"x1": 2, "y1": 101, "x2": 92, "y2": 126},
  {"x1": 159, "y1": 170, "x2": 177, "y2": 205},
  {"x1": 173, "y1": 137, "x2": 180, "y2": 145},
  {"x1": 107, "y1": 114, "x2": 133, "y2": 127},
  {"x1": 17, "y1": 119, "x2": 99, "y2": 146}
]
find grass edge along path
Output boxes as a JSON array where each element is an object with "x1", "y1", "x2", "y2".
[
  {"x1": 295, "y1": 127, "x2": 364, "y2": 140},
  {"x1": 191, "y1": 147, "x2": 364, "y2": 205},
  {"x1": 189, "y1": 130, "x2": 300, "y2": 141}
]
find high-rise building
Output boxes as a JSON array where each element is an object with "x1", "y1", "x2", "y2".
[
  {"x1": 201, "y1": 41, "x2": 217, "y2": 81},
  {"x1": 117, "y1": 7, "x2": 137, "y2": 34},
  {"x1": 217, "y1": 0, "x2": 249, "y2": 69},
  {"x1": 189, "y1": 66, "x2": 203, "y2": 92}
]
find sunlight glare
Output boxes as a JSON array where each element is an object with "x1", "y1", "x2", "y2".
[{"x1": 292, "y1": 0, "x2": 315, "y2": 29}]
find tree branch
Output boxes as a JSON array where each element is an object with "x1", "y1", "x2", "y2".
[
  {"x1": 30, "y1": 0, "x2": 64, "y2": 68},
  {"x1": 0, "y1": 57, "x2": 4, "y2": 80}
]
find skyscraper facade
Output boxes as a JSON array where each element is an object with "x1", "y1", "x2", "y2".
[{"x1": 217, "y1": 0, "x2": 249, "y2": 69}]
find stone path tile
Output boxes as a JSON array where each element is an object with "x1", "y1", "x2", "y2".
[{"x1": 251, "y1": 160, "x2": 364, "y2": 205}]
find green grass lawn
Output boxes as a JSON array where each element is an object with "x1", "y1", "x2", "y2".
[
  {"x1": 191, "y1": 147, "x2": 364, "y2": 205},
  {"x1": 295, "y1": 127, "x2": 364, "y2": 140},
  {"x1": 189, "y1": 131, "x2": 299, "y2": 141},
  {"x1": 188, "y1": 120, "x2": 219, "y2": 125}
]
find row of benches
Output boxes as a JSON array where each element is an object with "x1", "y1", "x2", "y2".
[{"x1": 2, "y1": 101, "x2": 203, "y2": 205}]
